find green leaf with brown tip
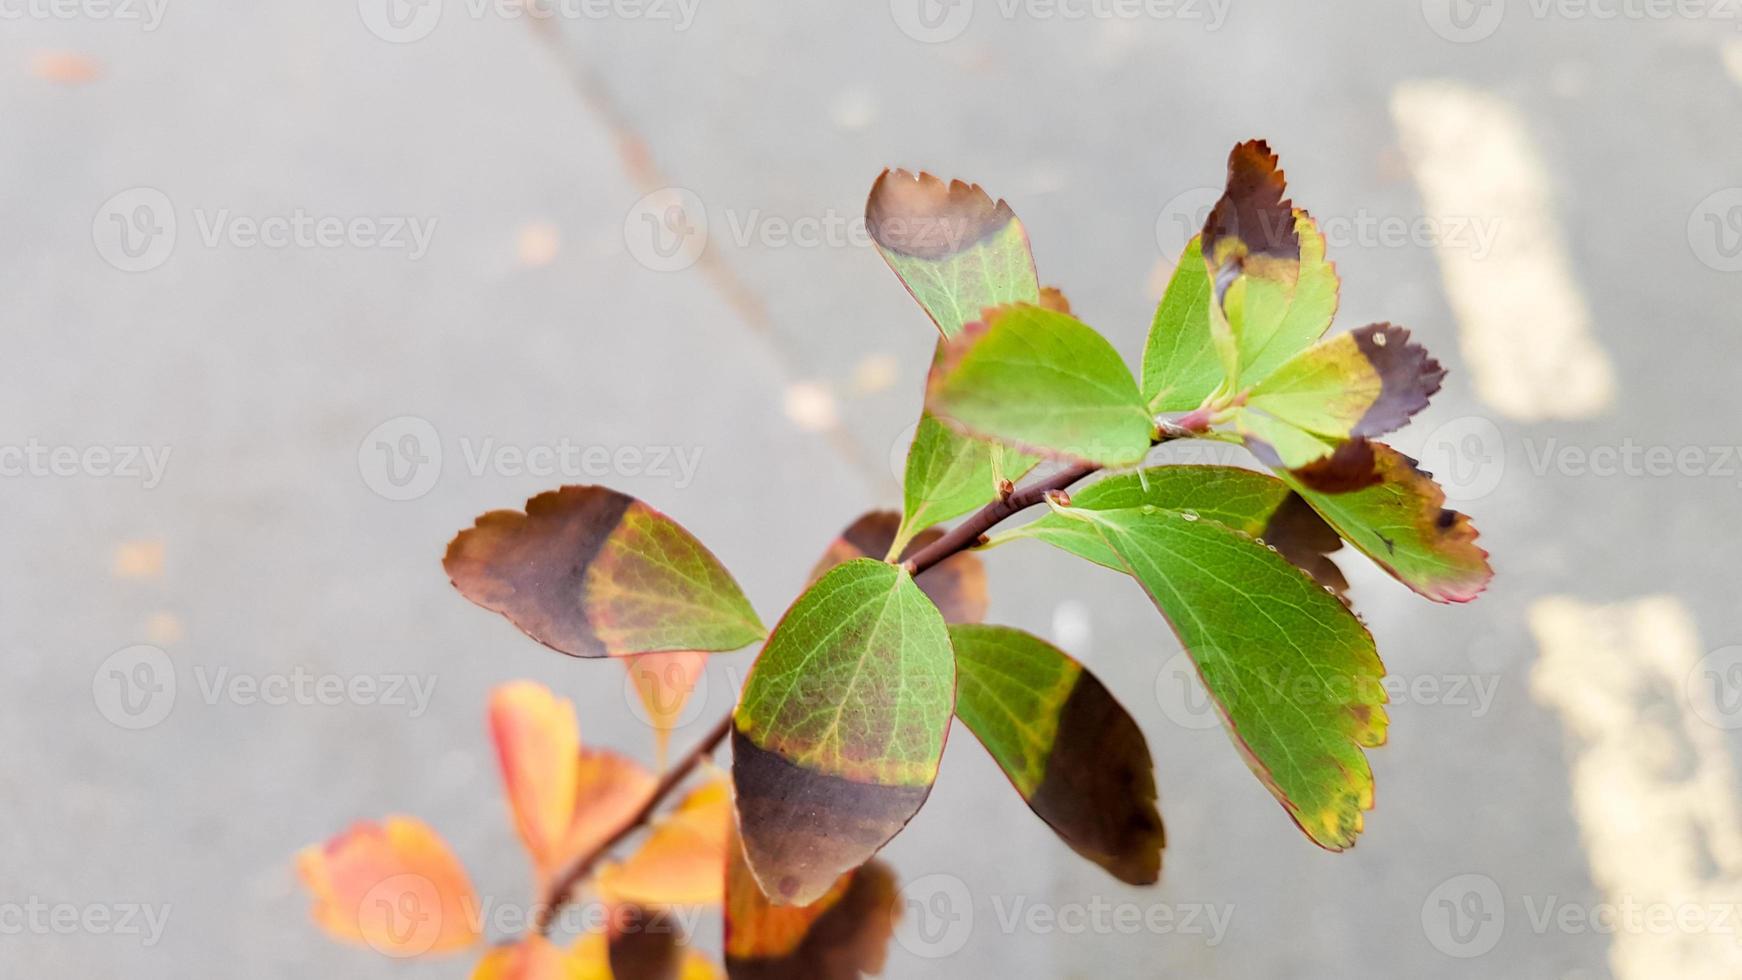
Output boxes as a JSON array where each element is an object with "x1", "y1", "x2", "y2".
[
  {"x1": 898, "y1": 412, "x2": 1037, "y2": 546},
  {"x1": 1145, "y1": 212, "x2": 1339, "y2": 414},
  {"x1": 950, "y1": 624, "x2": 1165, "y2": 885},
  {"x1": 444, "y1": 486, "x2": 764, "y2": 658},
  {"x1": 1247, "y1": 323, "x2": 1445, "y2": 442},
  {"x1": 1020, "y1": 503, "x2": 1387, "y2": 850},
  {"x1": 867, "y1": 169, "x2": 1039, "y2": 339},
  {"x1": 732, "y1": 559, "x2": 955, "y2": 905},
  {"x1": 811, "y1": 511, "x2": 988, "y2": 624},
  {"x1": 1287, "y1": 442, "x2": 1491, "y2": 603},
  {"x1": 1201, "y1": 140, "x2": 1301, "y2": 387},
  {"x1": 926, "y1": 303, "x2": 1154, "y2": 467}
]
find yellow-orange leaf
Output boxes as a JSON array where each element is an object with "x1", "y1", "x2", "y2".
[
  {"x1": 624, "y1": 650, "x2": 709, "y2": 764},
  {"x1": 472, "y1": 937, "x2": 570, "y2": 980},
  {"x1": 490, "y1": 682, "x2": 582, "y2": 877},
  {"x1": 565, "y1": 747, "x2": 659, "y2": 866},
  {"x1": 296, "y1": 815, "x2": 480, "y2": 957},
  {"x1": 597, "y1": 777, "x2": 731, "y2": 907}
]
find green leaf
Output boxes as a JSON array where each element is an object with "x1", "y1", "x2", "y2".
[
  {"x1": 1022, "y1": 504, "x2": 1387, "y2": 850},
  {"x1": 732, "y1": 558, "x2": 955, "y2": 905},
  {"x1": 926, "y1": 303, "x2": 1154, "y2": 467},
  {"x1": 1287, "y1": 442, "x2": 1491, "y2": 603},
  {"x1": 1247, "y1": 323, "x2": 1445, "y2": 443},
  {"x1": 997, "y1": 465, "x2": 1290, "y2": 567},
  {"x1": 897, "y1": 412, "x2": 1036, "y2": 547},
  {"x1": 1239, "y1": 211, "x2": 1339, "y2": 385},
  {"x1": 1141, "y1": 234, "x2": 1221, "y2": 413},
  {"x1": 444, "y1": 486, "x2": 764, "y2": 658},
  {"x1": 950, "y1": 624, "x2": 1164, "y2": 884},
  {"x1": 866, "y1": 169, "x2": 1039, "y2": 338},
  {"x1": 995, "y1": 465, "x2": 1352, "y2": 598}
]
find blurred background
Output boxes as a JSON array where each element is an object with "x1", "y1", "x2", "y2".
[{"x1": 5, "y1": 1, "x2": 1741, "y2": 976}]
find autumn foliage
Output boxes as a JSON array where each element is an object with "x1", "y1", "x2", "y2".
[{"x1": 298, "y1": 141, "x2": 1489, "y2": 976}]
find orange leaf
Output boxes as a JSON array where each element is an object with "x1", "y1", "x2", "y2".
[
  {"x1": 565, "y1": 747, "x2": 659, "y2": 867},
  {"x1": 490, "y1": 681, "x2": 582, "y2": 877},
  {"x1": 472, "y1": 936, "x2": 570, "y2": 979},
  {"x1": 296, "y1": 815, "x2": 480, "y2": 957},
  {"x1": 597, "y1": 777, "x2": 731, "y2": 907},
  {"x1": 624, "y1": 651, "x2": 708, "y2": 765}
]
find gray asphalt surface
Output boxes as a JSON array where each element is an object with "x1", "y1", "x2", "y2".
[{"x1": 4, "y1": 1, "x2": 1741, "y2": 977}]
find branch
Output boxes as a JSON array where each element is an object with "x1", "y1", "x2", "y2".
[
  {"x1": 530, "y1": 417, "x2": 1206, "y2": 934},
  {"x1": 534, "y1": 711, "x2": 732, "y2": 933},
  {"x1": 903, "y1": 461, "x2": 1096, "y2": 576}
]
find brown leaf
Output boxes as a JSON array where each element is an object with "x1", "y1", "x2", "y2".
[{"x1": 724, "y1": 824, "x2": 899, "y2": 979}]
